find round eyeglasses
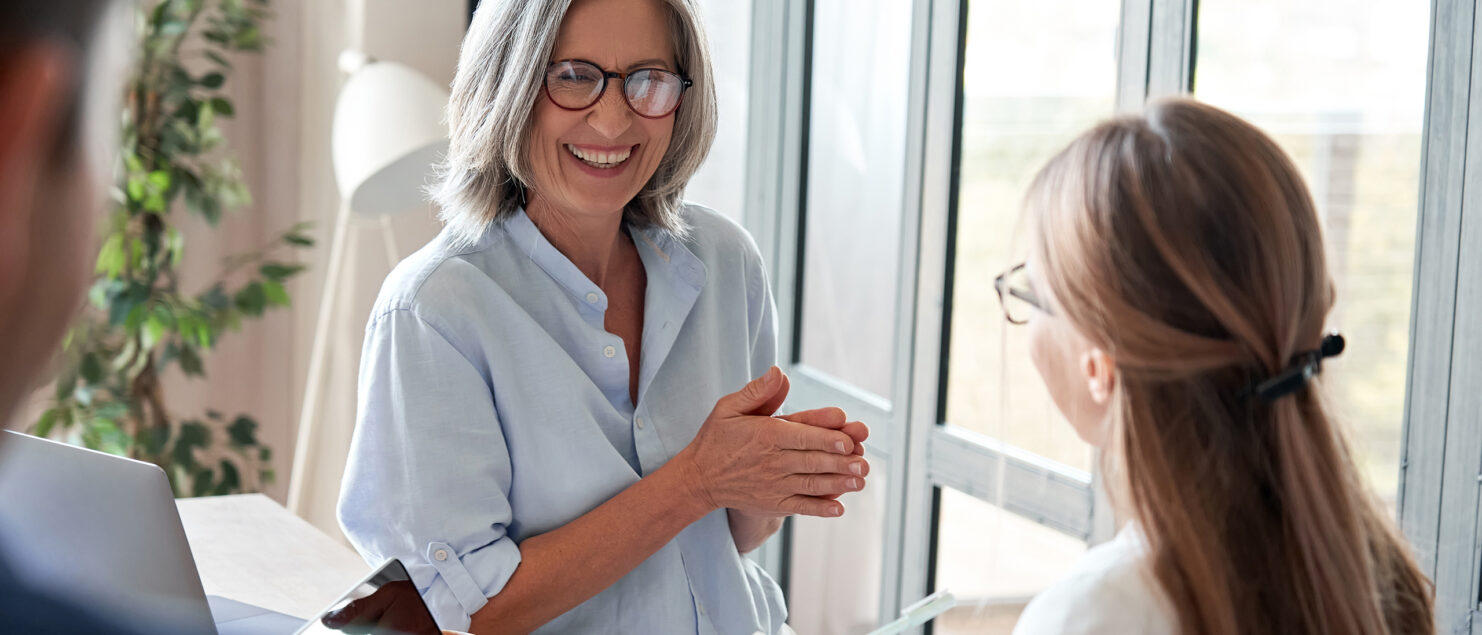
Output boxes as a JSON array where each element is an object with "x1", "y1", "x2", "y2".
[
  {"x1": 994, "y1": 262, "x2": 1052, "y2": 325},
  {"x1": 544, "y1": 60, "x2": 693, "y2": 119}
]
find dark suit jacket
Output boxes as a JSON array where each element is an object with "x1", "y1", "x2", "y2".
[{"x1": 0, "y1": 551, "x2": 168, "y2": 635}]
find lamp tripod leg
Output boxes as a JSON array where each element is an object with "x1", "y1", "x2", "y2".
[
  {"x1": 287, "y1": 200, "x2": 354, "y2": 515},
  {"x1": 379, "y1": 215, "x2": 400, "y2": 266}
]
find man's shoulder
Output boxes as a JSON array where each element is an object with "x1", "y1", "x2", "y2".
[{"x1": 0, "y1": 570, "x2": 177, "y2": 635}]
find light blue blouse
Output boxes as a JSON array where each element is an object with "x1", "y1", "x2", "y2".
[{"x1": 338, "y1": 204, "x2": 786, "y2": 634}]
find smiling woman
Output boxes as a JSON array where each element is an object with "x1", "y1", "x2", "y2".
[
  {"x1": 337, "y1": 0, "x2": 869, "y2": 633},
  {"x1": 524, "y1": 0, "x2": 684, "y2": 236},
  {"x1": 430, "y1": 0, "x2": 717, "y2": 246}
]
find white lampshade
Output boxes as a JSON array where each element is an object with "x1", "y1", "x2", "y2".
[{"x1": 331, "y1": 57, "x2": 451, "y2": 215}]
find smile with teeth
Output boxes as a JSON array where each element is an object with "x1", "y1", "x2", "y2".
[{"x1": 567, "y1": 144, "x2": 633, "y2": 169}]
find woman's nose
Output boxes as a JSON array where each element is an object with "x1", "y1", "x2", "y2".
[{"x1": 585, "y1": 81, "x2": 634, "y2": 139}]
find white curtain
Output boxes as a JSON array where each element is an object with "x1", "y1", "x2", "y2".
[
  {"x1": 280, "y1": 0, "x2": 461, "y2": 540},
  {"x1": 136, "y1": 0, "x2": 459, "y2": 541}
]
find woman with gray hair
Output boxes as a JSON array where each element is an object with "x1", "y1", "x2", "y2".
[{"x1": 337, "y1": 0, "x2": 870, "y2": 633}]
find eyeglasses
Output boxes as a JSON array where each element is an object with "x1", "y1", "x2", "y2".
[
  {"x1": 543, "y1": 59, "x2": 693, "y2": 119},
  {"x1": 994, "y1": 262, "x2": 1051, "y2": 325}
]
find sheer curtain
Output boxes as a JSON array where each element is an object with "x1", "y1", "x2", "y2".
[
  {"x1": 116, "y1": 0, "x2": 459, "y2": 540},
  {"x1": 279, "y1": 0, "x2": 460, "y2": 539}
]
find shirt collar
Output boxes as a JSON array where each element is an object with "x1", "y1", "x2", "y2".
[
  {"x1": 500, "y1": 208, "x2": 607, "y2": 309},
  {"x1": 500, "y1": 207, "x2": 706, "y2": 307},
  {"x1": 630, "y1": 222, "x2": 706, "y2": 405}
]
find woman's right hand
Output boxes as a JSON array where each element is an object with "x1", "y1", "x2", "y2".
[{"x1": 676, "y1": 366, "x2": 869, "y2": 518}]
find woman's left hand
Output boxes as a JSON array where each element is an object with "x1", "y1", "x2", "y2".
[
  {"x1": 726, "y1": 403, "x2": 872, "y2": 552},
  {"x1": 779, "y1": 408, "x2": 869, "y2": 456},
  {"x1": 777, "y1": 408, "x2": 867, "y2": 502}
]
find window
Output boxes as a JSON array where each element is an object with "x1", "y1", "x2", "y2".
[
  {"x1": 788, "y1": 466, "x2": 891, "y2": 634},
  {"x1": 784, "y1": 2, "x2": 915, "y2": 631},
  {"x1": 1193, "y1": 0, "x2": 1430, "y2": 503},
  {"x1": 943, "y1": 0, "x2": 1120, "y2": 470},
  {"x1": 685, "y1": 0, "x2": 753, "y2": 222},
  {"x1": 933, "y1": 487, "x2": 1087, "y2": 632},
  {"x1": 741, "y1": 0, "x2": 1476, "y2": 628},
  {"x1": 796, "y1": 0, "x2": 914, "y2": 399},
  {"x1": 927, "y1": 0, "x2": 1120, "y2": 630}
]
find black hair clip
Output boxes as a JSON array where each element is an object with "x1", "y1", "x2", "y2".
[{"x1": 1243, "y1": 333, "x2": 1346, "y2": 402}]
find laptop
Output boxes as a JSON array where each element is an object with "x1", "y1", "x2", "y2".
[{"x1": 0, "y1": 430, "x2": 305, "y2": 634}]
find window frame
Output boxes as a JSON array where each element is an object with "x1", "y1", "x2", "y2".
[
  {"x1": 1398, "y1": 0, "x2": 1482, "y2": 629},
  {"x1": 736, "y1": 0, "x2": 1478, "y2": 630}
]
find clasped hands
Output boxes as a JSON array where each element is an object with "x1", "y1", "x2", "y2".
[{"x1": 677, "y1": 366, "x2": 871, "y2": 519}]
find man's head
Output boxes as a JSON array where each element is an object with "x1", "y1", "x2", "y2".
[{"x1": 0, "y1": 0, "x2": 131, "y2": 426}]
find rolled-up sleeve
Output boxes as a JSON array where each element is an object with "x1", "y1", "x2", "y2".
[{"x1": 338, "y1": 307, "x2": 519, "y2": 631}]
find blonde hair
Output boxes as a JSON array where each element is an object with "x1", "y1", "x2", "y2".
[
  {"x1": 430, "y1": 0, "x2": 717, "y2": 244},
  {"x1": 1027, "y1": 98, "x2": 1433, "y2": 634}
]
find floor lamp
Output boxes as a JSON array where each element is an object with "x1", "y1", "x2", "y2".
[{"x1": 286, "y1": 52, "x2": 450, "y2": 515}]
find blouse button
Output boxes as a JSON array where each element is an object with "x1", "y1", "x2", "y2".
[
  {"x1": 433, "y1": 549, "x2": 449, "y2": 562},
  {"x1": 586, "y1": 292, "x2": 599, "y2": 304},
  {"x1": 603, "y1": 345, "x2": 617, "y2": 358},
  {"x1": 636, "y1": 416, "x2": 646, "y2": 430}
]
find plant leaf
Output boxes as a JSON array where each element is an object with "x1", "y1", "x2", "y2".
[
  {"x1": 217, "y1": 460, "x2": 241, "y2": 494},
  {"x1": 167, "y1": 228, "x2": 185, "y2": 267},
  {"x1": 80, "y1": 353, "x2": 105, "y2": 384},
  {"x1": 259, "y1": 263, "x2": 304, "y2": 281},
  {"x1": 148, "y1": 169, "x2": 172, "y2": 191},
  {"x1": 34, "y1": 408, "x2": 60, "y2": 438},
  {"x1": 178, "y1": 420, "x2": 211, "y2": 448},
  {"x1": 227, "y1": 415, "x2": 257, "y2": 447},
  {"x1": 55, "y1": 367, "x2": 78, "y2": 401},
  {"x1": 192, "y1": 467, "x2": 216, "y2": 497},
  {"x1": 94, "y1": 401, "x2": 130, "y2": 421},
  {"x1": 108, "y1": 282, "x2": 151, "y2": 327},
  {"x1": 261, "y1": 280, "x2": 290, "y2": 307},
  {"x1": 159, "y1": 19, "x2": 188, "y2": 36},
  {"x1": 234, "y1": 282, "x2": 267, "y2": 316},
  {"x1": 210, "y1": 97, "x2": 235, "y2": 117},
  {"x1": 233, "y1": 26, "x2": 262, "y2": 50},
  {"x1": 174, "y1": 420, "x2": 211, "y2": 473},
  {"x1": 179, "y1": 345, "x2": 204, "y2": 377},
  {"x1": 95, "y1": 419, "x2": 130, "y2": 456},
  {"x1": 139, "y1": 425, "x2": 170, "y2": 458},
  {"x1": 200, "y1": 285, "x2": 232, "y2": 311},
  {"x1": 96, "y1": 234, "x2": 126, "y2": 277},
  {"x1": 149, "y1": 1, "x2": 170, "y2": 28}
]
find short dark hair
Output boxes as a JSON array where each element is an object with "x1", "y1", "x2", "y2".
[{"x1": 0, "y1": 0, "x2": 122, "y2": 163}]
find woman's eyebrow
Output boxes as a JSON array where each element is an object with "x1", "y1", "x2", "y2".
[{"x1": 626, "y1": 58, "x2": 673, "y2": 71}]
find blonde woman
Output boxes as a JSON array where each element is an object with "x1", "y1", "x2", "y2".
[
  {"x1": 338, "y1": 0, "x2": 868, "y2": 633},
  {"x1": 997, "y1": 99, "x2": 1433, "y2": 634}
]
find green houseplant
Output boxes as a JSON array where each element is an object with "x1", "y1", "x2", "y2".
[{"x1": 33, "y1": 0, "x2": 313, "y2": 497}]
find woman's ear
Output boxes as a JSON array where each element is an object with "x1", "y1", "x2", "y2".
[{"x1": 1081, "y1": 347, "x2": 1117, "y2": 405}]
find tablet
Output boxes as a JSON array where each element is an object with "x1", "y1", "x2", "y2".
[{"x1": 295, "y1": 558, "x2": 441, "y2": 635}]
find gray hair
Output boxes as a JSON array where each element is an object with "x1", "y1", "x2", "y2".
[{"x1": 430, "y1": 0, "x2": 717, "y2": 244}]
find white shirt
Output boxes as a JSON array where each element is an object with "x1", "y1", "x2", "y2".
[
  {"x1": 1012, "y1": 525, "x2": 1179, "y2": 635},
  {"x1": 338, "y1": 204, "x2": 786, "y2": 633}
]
